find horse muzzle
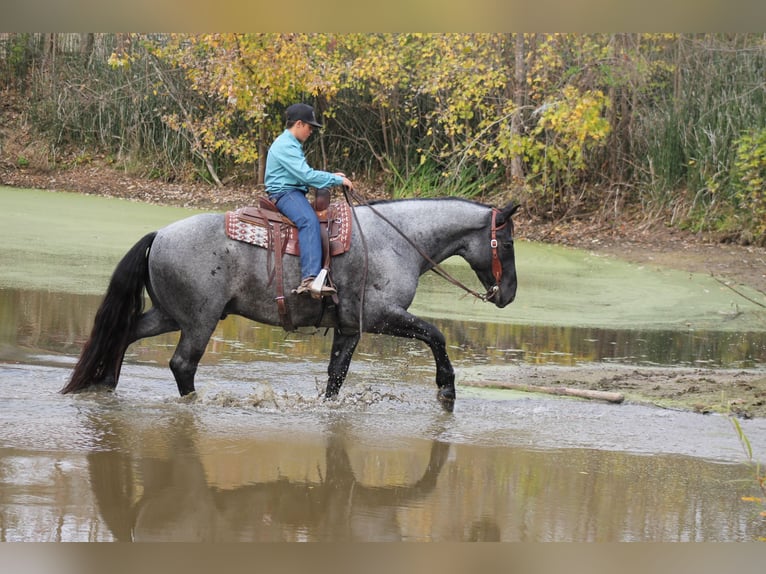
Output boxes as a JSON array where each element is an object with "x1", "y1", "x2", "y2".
[{"x1": 485, "y1": 282, "x2": 516, "y2": 307}]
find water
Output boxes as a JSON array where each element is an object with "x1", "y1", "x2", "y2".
[
  {"x1": 1, "y1": 286, "x2": 765, "y2": 541},
  {"x1": 2, "y1": 288, "x2": 766, "y2": 370}
]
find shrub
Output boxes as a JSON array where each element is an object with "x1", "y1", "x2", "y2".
[{"x1": 732, "y1": 129, "x2": 766, "y2": 243}]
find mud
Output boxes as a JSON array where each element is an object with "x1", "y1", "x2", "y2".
[{"x1": 460, "y1": 364, "x2": 766, "y2": 419}]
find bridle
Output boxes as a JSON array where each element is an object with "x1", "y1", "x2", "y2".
[{"x1": 486, "y1": 207, "x2": 507, "y2": 302}]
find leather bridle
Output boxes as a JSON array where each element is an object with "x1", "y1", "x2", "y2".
[{"x1": 485, "y1": 208, "x2": 506, "y2": 301}]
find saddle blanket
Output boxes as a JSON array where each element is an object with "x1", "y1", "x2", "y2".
[{"x1": 224, "y1": 201, "x2": 353, "y2": 257}]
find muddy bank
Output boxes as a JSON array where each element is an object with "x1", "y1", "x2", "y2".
[
  {"x1": 461, "y1": 364, "x2": 766, "y2": 419},
  {"x1": 507, "y1": 218, "x2": 766, "y2": 418},
  {"x1": 521, "y1": 215, "x2": 766, "y2": 296}
]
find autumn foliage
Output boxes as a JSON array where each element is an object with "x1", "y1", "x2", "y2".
[{"x1": 1, "y1": 33, "x2": 765, "y2": 243}]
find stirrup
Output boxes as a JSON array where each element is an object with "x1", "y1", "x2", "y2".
[{"x1": 309, "y1": 269, "x2": 335, "y2": 298}]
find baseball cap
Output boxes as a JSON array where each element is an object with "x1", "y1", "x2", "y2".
[{"x1": 285, "y1": 103, "x2": 323, "y2": 128}]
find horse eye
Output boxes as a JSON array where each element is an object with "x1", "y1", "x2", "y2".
[{"x1": 503, "y1": 240, "x2": 514, "y2": 249}]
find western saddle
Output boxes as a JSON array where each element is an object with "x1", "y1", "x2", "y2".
[{"x1": 224, "y1": 190, "x2": 352, "y2": 331}]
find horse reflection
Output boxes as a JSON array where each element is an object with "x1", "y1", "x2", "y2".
[{"x1": 86, "y1": 410, "x2": 450, "y2": 541}]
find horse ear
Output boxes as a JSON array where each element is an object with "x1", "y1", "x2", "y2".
[{"x1": 497, "y1": 202, "x2": 520, "y2": 225}]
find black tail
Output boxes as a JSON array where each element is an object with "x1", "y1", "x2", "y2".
[{"x1": 61, "y1": 232, "x2": 157, "y2": 394}]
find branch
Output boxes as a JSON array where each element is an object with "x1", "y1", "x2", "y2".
[
  {"x1": 463, "y1": 380, "x2": 625, "y2": 403},
  {"x1": 147, "y1": 54, "x2": 222, "y2": 186},
  {"x1": 711, "y1": 274, "x2": 766, "y2": 309}
]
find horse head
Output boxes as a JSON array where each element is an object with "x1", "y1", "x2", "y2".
[{"x1": 485, "y1": 202, "x2": 520, "y2": 308}]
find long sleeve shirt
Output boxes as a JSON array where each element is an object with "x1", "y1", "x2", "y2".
[{"x1": 264, "y1": 130, "x2": 342, "y2": 195}]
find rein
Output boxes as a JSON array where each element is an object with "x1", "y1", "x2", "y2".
[{"x1": 342, "y1": 187, "x2": 504, "y2": 303}]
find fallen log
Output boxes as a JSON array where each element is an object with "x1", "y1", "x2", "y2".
[{"x1": 464, "y1": 381, "x2": 625, "y2": 404}]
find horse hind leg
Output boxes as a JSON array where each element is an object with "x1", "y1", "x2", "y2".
[
  {"x1": 103, "y1": 308, "x2": 182, "y2": 388},
  {"x1": 131, "y1": 307, "x2": 180, "y2": 341},
  {"x1": 169, "y1": 325, "x2": 217, "y2": 396}
]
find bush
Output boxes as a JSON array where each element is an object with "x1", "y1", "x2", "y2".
[{"x1": 732, "y1": 129, "x2": 766, "y2": 243}]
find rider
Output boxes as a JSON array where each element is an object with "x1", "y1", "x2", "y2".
[{"x1": 265, "y1": 103, "x2": 353, "y2": 297}]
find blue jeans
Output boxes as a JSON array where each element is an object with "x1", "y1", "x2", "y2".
[{"x1": 271, "y1": 189, "x2": 322, "y2": 280}]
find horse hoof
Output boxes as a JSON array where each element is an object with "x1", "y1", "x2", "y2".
[
  {"x1": 437, "y1": 387, "x2": 455, "y2": 413},
  {"x1": 179, "y1": 391, "x2": 198, "y2": 402}
]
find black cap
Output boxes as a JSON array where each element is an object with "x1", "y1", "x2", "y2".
[{"x1": 285, "y1": 103, "x2": 322, "y2": 128}]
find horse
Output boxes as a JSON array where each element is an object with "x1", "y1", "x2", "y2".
[{"x1": 61, "y1": 197, "x2": 519, "y2": 410}]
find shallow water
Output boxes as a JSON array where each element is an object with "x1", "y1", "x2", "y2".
[
  {"x1": 1, "y1": 287, "x2": 766, "y2": 541},
  {"x1": 1, "y1": 359, "x2": 765, "y2": 542}
]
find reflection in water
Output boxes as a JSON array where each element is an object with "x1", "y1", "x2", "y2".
[
  {"x1": 433, "y1": 318, "x2": 766, "y2": 368},
  {"x1": 85, "y1": 410, "x2": 450, "y2": 542},
  {"x1": 1, "y1": 287, "x2": 765, "y2": 369},
  {"x1": 0, "y1": 399, "x2": 761, "y2": 542}
]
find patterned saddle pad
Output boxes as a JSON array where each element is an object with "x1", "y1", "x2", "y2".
[{"x1": 224, "y1": 200, "x2": 353, "y2": 257}]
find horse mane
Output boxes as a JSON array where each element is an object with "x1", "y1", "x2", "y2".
[{"x1": 364, "y1": 196, "x2": 490, "y2": 208}]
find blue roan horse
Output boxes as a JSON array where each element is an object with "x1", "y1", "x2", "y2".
[{"x1": 61, "y1": 198, "x2": 519, "y2": 409}]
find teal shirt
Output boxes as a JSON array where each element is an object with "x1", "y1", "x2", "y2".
[{"x1": 265, "y1": 130, "x2": 342, "y2": 195}]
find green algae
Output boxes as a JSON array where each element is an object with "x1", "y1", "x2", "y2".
[
  {"x1": 414, "y1": 243, "x2": 766, "y2": 332},
  {"x1": 0, "y1": 186, "x2": 202, "y2": 294},
  {"x1": 1, "y1": 185, "x2": 764, "y2": 331}
]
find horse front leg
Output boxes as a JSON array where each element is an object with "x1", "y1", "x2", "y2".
[
  {"x1": 373, "y1": 309, "x2": 455, "y2": 411},
  {"x1": 325, "y1": 329, "x2": 360, "y2": 399}
]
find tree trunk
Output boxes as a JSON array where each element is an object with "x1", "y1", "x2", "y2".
[
  {"x1": 116, "y1": 33, "x2": 130, "y2": 58},
  {"x1": 510, "y1": 32, "x2": 525, "y2": 182},
  {"x1": 43, "y1": 33, "x2": 57, "y2": 72},
  {"x1": 80, "y1": 33, "x2": 95, "y2": 68},
  {"x1": 674, "y1": 33, "x2": 684, "y2": 109},
  {"x1": 257, "y1": 121, "x2": 267, "y2": 186}
]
